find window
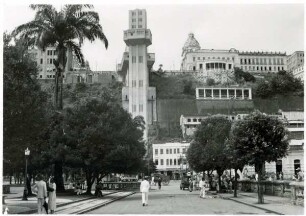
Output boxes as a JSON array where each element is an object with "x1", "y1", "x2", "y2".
[
  {"x1": 155, "y1": 149, "x2": 158, "y2": 155},
  {"x1": 139, "y1": 18, "x2": 142, "y2": 22},
  {"x1": 139, "y1": 80, "x2": 143, "y2": 87},
  {"x1": 193, "y1": 118, "x2": 197, "y2": 122},
  {"x1": 132, "y1": 25, "x2": 136, "y2": 29},
  {"x1": 183, "y1": 148, "x2": 186, "y2": 154},
  {"x1": 199, "y1": 64, "x2": 203, "y2": 69},
  {"x1": 161, "y1": 159, "x2": 164, "y2": 165},
  {"x1": 139, "y1": 104, "x2": 143, "y2": 112},
  {"x1": 138, "y1": 25, "x2": 142, "y2": 28},
  {"x1": 166, "y1": 149, "x2": 169, "y2": 154},
  {"x1": 170, "y1": 149, "x2": 172, "y2": 154},
  {"x1": 40, "y1": 59, "x2": 43, "y2": 64},
  {"x1": 174, "y1": 149, "x2": 176, "y2": 154},
  {"x1": 294, "y1": 159, "x2": 301, "y2": 175},
  {"x1": 187, "y1": 118, "x2": 191, "y2": 122},
  {"x1": 170, "y1": 159, "x2": 172, "y2": 165},
  {"x1": 39, "y1": 75, "x2": 42, "y2": 78},
  {"x1": 198, "y1": 57, "x2": 200, "y2": 60},
  {"x1": 139, "y1": 56, "x2": 143, "y2": 63},
  {"x1": 155, "y1": 159, "x2": 158, "y2": 165},
  {"x1": 166, "y1": 159, "x2": 169, "y2": 165},
  {"x1": 177, "y1": 148, "x2": 180, "y2": 154},
  {"x1": 174, "y1": 159, "x2": 176, "y2": 165},
  {"x1": 132, "y1": 80, "x2": 136, "y2": 87},
  {"x1": 132, "y1": 56, "x2": 136, "y2": 63},
  {"x1": 132, "y1": 12, "x2": 135, "y2": 16},
  {"x1": 54, "y1": 50, "x2": 57, "y2": 55},
  {"x1": 132, "y1": 18, "x2": 136, "y2": 22},
  {"x1": 193, "y1": 57, "x2": 195, "y2": 62},
  {"x1": 139, "y1": 11, "x2": 142, "y2": 15},
  {"x1": 228, "y1": 64, "x2": 232, "y2": 70},
  {"x1": 160, "y1": 149, "x2": 163, "y2": 154},
  {"x1": 132, "y1": 105, "x2": 136, "y2": 112}
]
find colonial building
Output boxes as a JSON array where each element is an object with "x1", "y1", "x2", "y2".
[
  {"x1": 117, "y1": 9, "x2": 157, "y2": 140},
  {"x1": 287, "y1": 51, "x2": 304, "y2": 73},
  {"x1": 153, "y1": 142, "x2": 190, "y2": 179},
  {"x1": 180, "y1": 33, "x2": 298, "y2": 79},
  {"x1": 292, "y1": 65, "x2": 304, "y2": 81},
  {"x1": 196, "y1": 87, "x2": 252, "y2": 100}
]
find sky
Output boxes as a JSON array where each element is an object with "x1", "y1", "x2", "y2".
[{"x1": 2, "y1": 1, "x2": 304, "y2": 71}]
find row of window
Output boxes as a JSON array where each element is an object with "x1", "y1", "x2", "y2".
[
  {"x1": 132, "y1": 18, "x2": 142, "y2": 22},
  {"x1": 132, "y1": 56, "x2": 143, "y2": 63},
  {"x1": 154, "y1": 148, "x2": 187, "y2": 155},
  {"x1": 240, "y1": 58, "x2": 284, "y2": 65},
  {"x1": 193, "y1": 56, "x2": 234, "y2": 62},
  {"x1": 47, "y1": 50, "x2": 57, "y2": 56},
  {"x1": 131, "y1": 25, "x2": 143, "y2": 29},
  {"x1": 132, "y1": 104, "x2": 143, "y2": 112},
  {"x1": 241, "y1": 65, "x2": 284, "y2": 71},
  {"x1": 40, "y1": 58, "x2": 56, "y2": 65},
  {"x1": 155, "y1": 158, "x2": 187, "y2": 166},
  {"x1": 132, "y1": 80, "x2": 143, "y2": 87},
  {"x1": 132, "y1": 11, "x2": 142, "y2": 16}
]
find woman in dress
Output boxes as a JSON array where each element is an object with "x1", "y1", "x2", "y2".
[{"x1": 48, "y1": 178, "x2": 56, "y2": 214}]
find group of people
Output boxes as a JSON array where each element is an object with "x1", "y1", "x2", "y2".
[{"x1": 32, "y1": 174, "x2": 56, "y2": 214}]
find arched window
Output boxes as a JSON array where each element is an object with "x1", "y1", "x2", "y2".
[{"x1": 276, "y1": 160, "x2": 282, "y2": 176}]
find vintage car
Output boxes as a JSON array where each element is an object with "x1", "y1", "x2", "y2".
[{"x1": 180, "y1": 176, "x2": 190, "y2": 190}]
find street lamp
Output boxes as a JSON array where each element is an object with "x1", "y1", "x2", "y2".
[{"x1": 22, "y1": 148, "x2": 30, "y2": 201}]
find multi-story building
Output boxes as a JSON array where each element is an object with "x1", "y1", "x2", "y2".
[
  {"x1": 287, "y1": 51, "x2": 304, "y2": 73},
  {"x1": 117, "y1": 9, "x2": 157, "y2": 140},
  {"x1": 28, "y1": 47, "x2": 77, "y2": 80},
  {"x1": 180, "y1": 33, "x2": 292, "y2": 78},
  {"x1": 153, "y1": 142, "x2": 190, "y2": 178}
]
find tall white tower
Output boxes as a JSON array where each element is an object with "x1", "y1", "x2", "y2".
[{"x1": 118, "y1": 9, "x2": 156, "y2": 141}]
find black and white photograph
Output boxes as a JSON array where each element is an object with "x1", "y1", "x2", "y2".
[{"x1": 1, "y1": 0, "x2": 304, "y2": 214}]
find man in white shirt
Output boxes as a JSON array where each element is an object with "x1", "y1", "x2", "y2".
[
  {"x1": 199, "y1": 177, "x2": 205, "y2": 198},
  {"x1": 32, "y1": 174, "x2": 47, "y2": 214},
  {"x1": 140, "y1": 176, "x2": 150, "y2": 206}
]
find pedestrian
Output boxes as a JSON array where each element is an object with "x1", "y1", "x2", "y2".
[
  {"x1": 32, "y1": 174, "x2": 48, "y2": 214},
  {"x1": 140, "y1": 176, "x2": 150, "y2": 206},
  {"x1": 151, "y1": 176, "x2": 155, "y2": 186},
  {"x1": 189, "y1": 178, "x2": 193, "y2": 192},
  {"x1": 48, "y1": 178, "x2": 56, "y2": 214},
  {"x1": 199, "y1": 177, "x2": 205, "y2": 198},
  {"x1": 157, "y1": 177, "x2": 162, "y2": 190}
]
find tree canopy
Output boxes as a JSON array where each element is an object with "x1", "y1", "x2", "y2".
[
  {"x1": 187, "y1": 116, "x2": 232, "y2": 190},
  {"x1": 63, "y1": 96, "x2": 146, "y2": 194}
]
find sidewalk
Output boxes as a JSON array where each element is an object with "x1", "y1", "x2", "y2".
[
  {"x1": 219, "y1": 191, "x2": 304, "y2": 215},
  {"x1": 2, "y1": 187, "x2": 114, "y2": 214}
]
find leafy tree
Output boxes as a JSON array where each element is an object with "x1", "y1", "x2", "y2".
[
  {"x1": 13, "y1": 4, "x2": 108, "y2": 190},
  {"x1": 187, "y1": 116, "x2": 232, "y2": 191},
  {"x1": 64, "y1": 96, "x2": 145, "y2": 194},
  {"x1": 255, "y1": 81, "x2": 272, "y2": 98},
  {"x1": 234, "y1": 67, "x2": 255, "y2": 83},
  {"x1": 229, "y1": 111, "x2": 289, "y2": 203},
  {"x1": 183, "y1": 80, "x2": 194, "y2": 95},
  {"x1": 13, "y1": 4, "x2": 108, "y2": 110},
  {"x1": 243, "y1": 72, "x2": 256, "y2": 82},
  {"x1": 3, "y1": 33, "x2": 49, "y2": 193}
]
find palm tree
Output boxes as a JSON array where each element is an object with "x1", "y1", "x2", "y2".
[
  {"x1": 13, "y1": 4, "x2": 108, "y2": 191},
  {"x1": 13, "y1": 4, "x2": 108, "y2": 110}
]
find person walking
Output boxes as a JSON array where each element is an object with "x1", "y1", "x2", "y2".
[
  {"x1": 32, "y1": 174, "x2": 47, "y2": 214},
  {"x1": 199, "y1": 177, "x2": 205, "y2": 198},
  {"x1": 48, "y1": 178, "x2": 56, "y2": 214},
  {"x1": 157, "y1": 177, "x2": 162, "y2": 190},
  {"x1": 140, "y1": 176, "x2": 150, "y2": 206}
]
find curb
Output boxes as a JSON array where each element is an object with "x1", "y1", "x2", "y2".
[
  {"x1": 78, "y1": 191, "x2": 136, "y2": 214},
  {"x1": 17, "y1": 191, "x2": 118, "y2": 214}
]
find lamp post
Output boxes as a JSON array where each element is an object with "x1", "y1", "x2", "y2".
[{"x1": 22, "y1": 148, "x2": 30, "y2": 201}]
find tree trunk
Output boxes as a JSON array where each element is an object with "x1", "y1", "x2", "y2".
[
  {"x1": 218, "y1": 173, "x2": 222, "y2": 193},
  {"x1": 85, "y1": 171, "x2": 94, "y2": 195},
  {"x1": 59, "y1": 73, "x2": 63, "y2": 109},
  {"x1": 27, "y1": 174, "x2": 33, "y2": 196},
  {"x1": 257, "y1": 163, "x2": 264, "y2": 204},
  {"x1": 54, "y1": 161, "x2": 65, "y2": 192},
  {"x1": 234, "y1": 168, "x2": 238, "y2": 197}
]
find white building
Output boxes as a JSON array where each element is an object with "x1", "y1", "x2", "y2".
[
  {"x1": 180, "y1": 33, "x2": 289, "y2": 76},
  {"x1": 153, "y1": 142, "x2": 190, "y2": 178},
  {"x1": 292, "y1": 65, "x2": 304, "y2": 81},
  {"x1": 196, "y1": 87, "x2": 252, "y2": 100},
  {"x1": 117, "y1": 9, "x2": 157, "y2": 140}
]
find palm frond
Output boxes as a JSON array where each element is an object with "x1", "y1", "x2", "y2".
[{"x1": 65, "y1": 40, "x2": 84, "y2": 65}]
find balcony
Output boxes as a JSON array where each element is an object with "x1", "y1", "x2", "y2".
[{"x1": 124, "y1": 29, "x2": 152, "y2": 46}]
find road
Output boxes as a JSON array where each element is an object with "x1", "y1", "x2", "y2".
[{"x1": 87, "y1": 181, "x2": 276, "y2": 214}]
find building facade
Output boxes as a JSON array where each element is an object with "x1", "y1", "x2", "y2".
[
  {"x1": 180, "y1": 33, "x2": 301, "y2": 77},
  {"x1": 153, "y1": 142, "x2": 190, "y2": 178},
  {"x1": 196, "y1": 87, "x2": 252, "y2": 100},
  {"x1": 292, "y1": 65, "x2": 304, "y2": 81},
  {"x1": 287, "y1": 51, "x2": 304, "y2": 73},
  {"x1": 117, "y1": 9, "x2": 157, "y2": 140},
  {"x1": 28, "y1": 47, "x2": 77, "y2": 79}
]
